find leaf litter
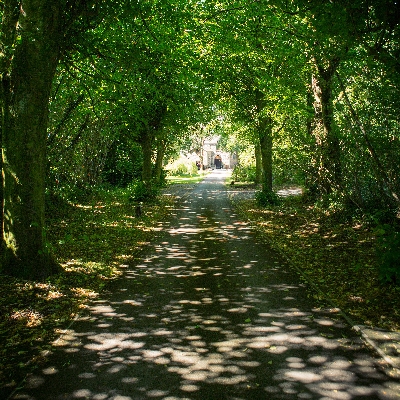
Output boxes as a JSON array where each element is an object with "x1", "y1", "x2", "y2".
[
  {"x1": 231, "y1": 193, "x2": 400, "y2": 333},
  {"x1": 0, "y1": 193, "x2": 174, "y2": 393}
]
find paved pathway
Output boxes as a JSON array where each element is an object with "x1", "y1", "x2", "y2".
[{"x1": 11, "y1": 170, "x2": 400, "y2": 399}]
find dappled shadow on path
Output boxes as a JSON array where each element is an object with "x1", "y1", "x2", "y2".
[{"x1": 13, "y1": 171, "x2": 400, "y2": 399}]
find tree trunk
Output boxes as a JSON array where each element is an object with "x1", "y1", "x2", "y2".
[
  {"x1": 258, "y1": 118, "x2": 273, "y2": 192},
  {"x1": 139, "y1": 104, "x2": 166, "y2": 186},
  {"x1": 139, "y1": 128, "x2": 154, "y2": 185},
  {"x1": 0, "y1": 99, "x2": 3, "y2": 258},
  {"x1": 255, "y1": 143, "x2": 262, "y2": 185},
  {"x1": 311, "y1": 57, "x2": 342, "y2": 195},
  {"x1": 0, "y1": 79, "x2": 4, "y2": 250},
  {"x1": 255, "y1": 90, "x2": 273, "y2": 192},
  {"x1": 0, "y1": 0, "x2": 21, "y2": 267},
  {"x1": 1, "y1": 2, "x2": 64, "y2": 278},
  {"x1": 154, "y1": 138, "x2": 167, "y2": 184}
]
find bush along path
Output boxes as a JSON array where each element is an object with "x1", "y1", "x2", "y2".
[
  {"x1": 228, "y1": 184, "x2": 400, "y2": 374},
  {"x1": 6, "y1": 170, "x2": 400, "y2": 400}
]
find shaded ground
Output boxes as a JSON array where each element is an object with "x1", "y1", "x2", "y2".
[
  {"x1": 9, "y1": 170, "x2": 400, "y2": 399},
  {"x1": 0, "y1": 193, "x2": 174, "y2": 395},
  {"x1": 229, "y1": 188, "x2": 400, "y2": 332},
  {"x1": 227, "y1": 183, "x2": 400, "y2": 373}
]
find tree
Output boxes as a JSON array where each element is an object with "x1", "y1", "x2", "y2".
[
  {"x1": 0, "y1": 1, "x2": 116, "y2": 278},
  {"x1": 198, "y1": 1, "x2": 307, "y2": 192},
  {"x1": 298, "y1": 0, "x2": 400, "y2": 207},
  {"x1": 1, "y1": 1, "x2": 69, "y2": 278}
]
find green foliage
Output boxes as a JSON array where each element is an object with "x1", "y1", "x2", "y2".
[
  {"x1": 47, "y1": 181, "x2": 94, "y2": 204},
  {"x1": 359, "y1": 184, "x2": 397, "y2": 223},
  {"x1": 273, "y1": 119, "x2": 310, "y2": 187},
  {"x1": 312, "y1": 190, "x2": 355, "y2": 222},
  {"x1": 232, "y1": 164, "x2": 257, "y2": 183},
  {"x1": 45, "y1": 192, "x2": 75, "y2": 219},
  {"x1": 166, "y1": 175, "x2": 204, "y2": 184},
  {"x1": 376, "y1": 226, "x2": 400, "y2": 285},
  {"x1": 255, "y1": 189, "x2": 280, "y2": 207},
  {"x1": 166, "y1": 158, "x2": 198, "y2": 176},
  {"x1": 102, "y1": 142, "x2": 143, "y2": 187},
  {"x1": 127, "y1": 180, "x2": 160, "y2": 203},
  {"x1": 272, "y1": 162, "x2": 305, "y2": 187},
  {"x1": 231, "y1": 146, "x2": 257, "y2": 184}
]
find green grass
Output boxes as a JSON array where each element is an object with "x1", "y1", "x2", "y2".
[{"x1": 166, "y1": 173, "x2": 206, "y2": 184}]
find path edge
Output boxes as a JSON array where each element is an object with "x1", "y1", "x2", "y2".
[{"x1": 229, "y1": 194, "x2": 400, "y2": 378}]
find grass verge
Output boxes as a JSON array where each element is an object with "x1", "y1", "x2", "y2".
[{"x1": 165, "y1": 172, "x2": 207, "y2": 185}]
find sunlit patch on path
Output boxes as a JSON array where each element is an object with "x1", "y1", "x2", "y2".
[{"x1": 12, "y1": 170, "x2": 400, "y2": 399}]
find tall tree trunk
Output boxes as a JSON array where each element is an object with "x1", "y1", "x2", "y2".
[
  {"x1": 255, "y1": 143, "x2": 262, "y2": 185},
  {"x1": 139, "y1": 128, "x2": 154, "y2": 185},
  {"x1": 311, "y1": 57, "x2": 342, "y2": 195},
  {"x1": 0, "y1": 0, "x2": 20, "y2": 267},
  {"x1": 305, "y1": 88, "x2": 318, "y2": 193},
  {"x1": 1, "y1": 1, "x2": 106, "y2": 278},
  {"x1": 1, "y1": 1, "x2": 66, "y2": 278},
  {"x1": 154, "y1": 138, "x2": 167, "y2": 184},
  {"x1": 0, "y1": 100, "x2": 3, "y2": 257},
  {"x1": 255, "y1": 90, "x2": 273, "y2": 192},
  {"x1": 0, "y1": 80, "x2": 4, "y2": 249},
  {"x1": 258, "y1": 117, "x2": 273, "y2": 192},
  {"x1": 139, "y1": 103, "x2": 166, "y2": 185}
]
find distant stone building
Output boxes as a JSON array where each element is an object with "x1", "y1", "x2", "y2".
[{"x1": 201, "y1": 137, "x2": 237, "y2": 169}]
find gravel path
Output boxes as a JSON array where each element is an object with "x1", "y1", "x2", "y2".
[{"x1": 11, "y1": 170, "x2": 400, "y2": 399}]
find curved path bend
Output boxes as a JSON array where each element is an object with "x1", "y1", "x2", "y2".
[{"x1": 12, "y1": 170, "x2": 400, "y2": 399}]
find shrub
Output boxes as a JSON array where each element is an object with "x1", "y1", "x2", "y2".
[
  {"x1": 255, "y1": 189, "x2": 280, "y2": 207},
  {"x1": 376, "y1": 226, "x2": 400, "y2": 285},
  {"x1": 102, "y1": 142, "x2": 143, "y2": 187},
  {"x1": 232, "y1": 164, "x2": 257, "y2": 183},
  {"x1": 166, "y1": 158, "x2": 198, "y2": 176},
  {"x1": 127, "y1": 180, "x2": 159, "y2": 203},
  {"x1": 349, "y1": 178, "x2": 398, "y2": 223}
]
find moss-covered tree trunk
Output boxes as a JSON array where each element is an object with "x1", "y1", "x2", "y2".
[
  {"x1": 0, "y1": 85, "x2": 3, "y2": 253},
  {"x1": 0, "y1": 105, "x2": 3, "y2": 261},
  {"x1": 139, "y1": 104, "x2": 166, "y2": 187},
  {"x1": 1, "y1": 1, "x2": 64, "y2": 278}
]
